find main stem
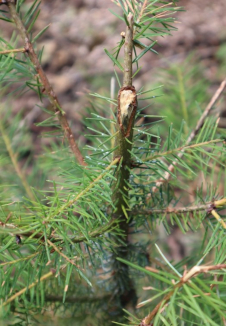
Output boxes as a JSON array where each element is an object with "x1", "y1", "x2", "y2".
[
  {"x1": 123, "y1": 13, "x2": 133, "y2": 87},
  {"x1": 111, "y1": 13, "x2": 137, "y2": 311}
]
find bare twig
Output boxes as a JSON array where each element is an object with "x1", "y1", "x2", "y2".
[
  {"x1": 0, "y1": 116, "x2": 36, "y2": 202},
  {"x1": 140, "y1": 263, "x2": 226, "y2": 325},
  {"x1": 152, "y1": 78, "x2": 226, "y2": 192},
  {"x1": 7, "y1": 3, "x2": 86, "y2": 166}
]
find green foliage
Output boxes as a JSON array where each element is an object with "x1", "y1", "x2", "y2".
[
  {"x1": 0, "y1": 1, "x2": 226, "y2": 325},
  {"x1": 150, "y1": 57, "x2": 210, "y2": 131}
]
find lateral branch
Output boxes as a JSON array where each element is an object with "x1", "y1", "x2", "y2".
[
  {"x1": 7, "y1": 2, "x2": 86, "y2": 166},
  {"x1": 152, "y1": 78, "x2": 226, "y2": 192}
]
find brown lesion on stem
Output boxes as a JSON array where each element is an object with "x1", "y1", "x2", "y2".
[
  {"x1": 117, "y1": 86, "x2": 137, "y2": 137},
  {"x1": 6, "y1": 2, "x2": 86, "y2": 166}
]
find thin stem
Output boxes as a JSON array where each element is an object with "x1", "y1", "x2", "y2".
[
  {"x1": 1, "y1": 270, "x2": 55, "y2": 307},
  {"x1": 2, "y1": 159, "x2": 119, "y2": 244},
  {"x1": 2, "y1": 160, "x2": 119, "y2": 244},
  {"x1": 0, "y1": 252, "x2": 39, "y2": 266},
  {"x1": 7, "y1": 3, "x2": 86, "y2": 166},
  {"x1": 4, "y1": 216, "x2": 118, "y2": 244},
  {"x1": 211, "y1": 209, "x2": 226, "y2": 229},
  {"x1": 45, "y1": 157, "x2": 120, "y2": 221},
  {"x1": 134, "y1": 0, "x2": 148, "y2": 31},
  {"x1": 6, "y1": 197, "x2": 226, "y2": 244},
  {"x1": 143, "y1": 138, "x2": 223, "y2": 163},
  {"x1": 152, "y1": 78, "x2": 226, "y2": 192},
  {"x1": 0, "y1": 117, "x2": 36, "y2": 202},
  {"x1": 148, "y1": 2, "x2": 174, "y2": 16},
  {"x1": 138, "y1": 0, "x2": 147, "y2": 22},
  {"x1": 0, "y1": 47, "x2": 25, "y2": 54},
  {"x1": 47, "y1": 239, "x2": 81, "y2": 267},
  {"x1": 132, "y1": 198, "x2": 226, "y2": 216},
  {"x1": 189, "y1": 78, "x2": 226, "y2": 140},
  {"x1": 177, "y1": 67, "x2": 188, "y2": 134}
]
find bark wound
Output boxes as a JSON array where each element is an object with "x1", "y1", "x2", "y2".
[{"x1": 118, "y1": 86, "x2": 137, "y2": 137}]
